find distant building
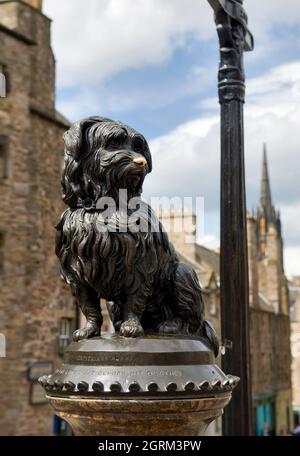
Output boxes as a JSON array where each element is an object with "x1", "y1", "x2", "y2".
[
  {"x1": 158, "y1": 210, "x2": 221, "y2": 341},
  {"x1": 249, "y1": 146, "x2": 292, "y2": 436},
  {"x1": 162, "y1": 147, "x2": 293, "y2": 436},
  {"x1": 289, "y1": 277, "x2": 300, "y2": 426}
]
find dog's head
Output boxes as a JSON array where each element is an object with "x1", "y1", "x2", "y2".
[{"x1": 61, "y1": 117, "x2": 152, "y2": 208}]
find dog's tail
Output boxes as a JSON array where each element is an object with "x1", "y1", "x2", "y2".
[{"x1": 201, "y1": 319, "x2": 220, "y2": 358}]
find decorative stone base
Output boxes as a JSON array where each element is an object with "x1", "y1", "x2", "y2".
[
  {"x1": 40, "y1": 335, "x2": 239, "y2": 436},
  {"x1": 49, "y1": 395, "x2": 231, "y2": 436}
]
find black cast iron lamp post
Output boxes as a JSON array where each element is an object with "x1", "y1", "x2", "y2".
[{"x1": 207, "y1": 0, "x2": 254, "y2": 436}]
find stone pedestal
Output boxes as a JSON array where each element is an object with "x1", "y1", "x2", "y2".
[{"x1": 39, "y1": 335, "x2": 238, "y2": 436}]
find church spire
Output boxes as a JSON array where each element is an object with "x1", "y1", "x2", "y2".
[{"x1": 260, "y1": 144, "x2": 275, "y2": 223}]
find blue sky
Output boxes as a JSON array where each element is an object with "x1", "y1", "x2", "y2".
[
  {"x1": 44, "y1": 0, "x2": 300, "y2": 277},
  {"x1": 55, "y1": 38, "x2": 219, "y2": 139}
]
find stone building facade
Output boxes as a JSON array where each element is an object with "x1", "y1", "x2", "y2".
[
  {"x1": 289, "y1": 277, "x2": 300, "y2": 426},
  {"x1": 163, "y1": 148, "x2": 293, "y2": 436},
  {"x1": 0, "y1": 0, "x2": 77, "y2": 436},
  {"x1": 249, "y1": 147, "x2": 292, "y2": 436}
]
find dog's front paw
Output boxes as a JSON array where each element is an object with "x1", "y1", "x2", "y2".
[
  {"x1": 73, "y1": 322, "x2": 100, "y2": 342},
  {"x1": 119, "y1": 319, "x2": 144, "y2": 338}
]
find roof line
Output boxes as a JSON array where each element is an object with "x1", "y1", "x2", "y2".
[
  {"x1": 30, "y1": 105, "x2": 70, "y2": 129},
  {"x1": 0, "y1": 22, "x2": 36, "y2": 45},
  {"x1": 0, "y1": 1, "x2": 51, "y2": 22}
]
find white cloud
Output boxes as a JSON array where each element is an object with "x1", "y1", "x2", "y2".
[
  {"x1": 44, "y1": 0, "x2": 300, "y2": 88},
  {"x1": 144, "y1": 60, "x2": 300, "y2": 276},
  {"x1": 247, "y1": 61, "x2": 300, "y2": 118},
  {"x1": 245, "y1": 0, "x2": 300, "y2": 66},
  {"x1": 56, "y1": 64, "x2": 215, "y2": 121},
  {"x1": 247, "y1": 0, "x2": 300, "y2": 37},
  {"x1": 145, "y1": 115, "x2": 220, "y2": 206},
  {"x1": 198, "y1": 234, "x2": 219, "y2": 251},
  {"x1": 44, "y1": 0, "x2": 214, "y2": 87},
  {"x1": 284, "y1": 247, "x2": 300, "y2": 279},
  {"x1": 280, "y1": 203, "x2": 300, "y2": 247}
]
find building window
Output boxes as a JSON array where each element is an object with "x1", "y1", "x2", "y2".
[
  {"x1": 53, "y1": 415, "x2": 73, "y2": 436},
  {"x1": 0, "y1": 63, "x2": 11, "y2": 96},
  {"x1": 0, "y1": 232, "x2": 4, "y2": 275},
  {"x1": 0, "y1": 135, "x2": 9, "y2": 180},
  {"x1": 58, "y1": 317, "x2": 73, "y2": 357},
  {"x1": 209, "y1": 292, "x2": 217, "y2": 316}
]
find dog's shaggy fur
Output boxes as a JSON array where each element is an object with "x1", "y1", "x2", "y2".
[{"x1": 56, "y1": 117, "x2": 219, "y2": 355}]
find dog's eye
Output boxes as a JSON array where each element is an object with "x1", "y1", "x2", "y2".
[
  {"x1": 133, "y1": 140, "x2": 144, "y2": 153},
  {"x1": 107, "y1": 139, "x2": 121, "y2": 149}
]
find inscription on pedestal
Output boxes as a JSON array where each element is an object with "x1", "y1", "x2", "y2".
[{"x1": 64, "y1": 351, "x2": 213, "y2": 366}]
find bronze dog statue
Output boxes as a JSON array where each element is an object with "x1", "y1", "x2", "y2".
[{"x1": 56, "y1": 117, "x2": 219, "y2": 356}]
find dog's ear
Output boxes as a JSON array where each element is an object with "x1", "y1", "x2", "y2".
[
  {"x1": 143, "y1": 143, "x2": 152, "y2": 173},
  {"x1": 62, "y1": 116, "x2": 112, "y2": 207},
  {"x1": 63, "y1": 120, "x2": 84, "y2": 160},
  {"x1": 63, "y1": 116, "x2": 112, "y2": 159}
]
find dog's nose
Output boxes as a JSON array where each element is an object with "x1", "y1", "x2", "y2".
[{"x1": 133, "y1": 157, "x2": 147, "y2": 168}]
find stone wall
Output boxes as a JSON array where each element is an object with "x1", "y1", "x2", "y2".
[
  {"x1": 247, "y1": 215, "x2": 259, "y2": 308},
  {"x1": 275, "y1": 389, "x2": 294, "y2": 435},
  {"x1": 258, "y1": 225, "x2": 282, "y2": 314},
  {"x1": 0, "y1": 21, "x2": 33, "y2": 436},
  {"x1": 0, "y1": 2, "x2": 76, "y2": 436},
  {"x1": 250, "y1": 309, "x2": 291, "y2": 396},
  {"x1": 250, "y1": 309, "x2": 275, "y2": 396},
  {"x1": 290, "y1": 278, "x2": 300, "y2": 416},
  {"x1": 291, "y1": 320, "x2": 300, "y2": 411}
]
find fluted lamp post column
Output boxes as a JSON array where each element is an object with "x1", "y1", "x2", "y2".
[{"x1": 207, "y1": 0, "x2": 254, "y2": 436}]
